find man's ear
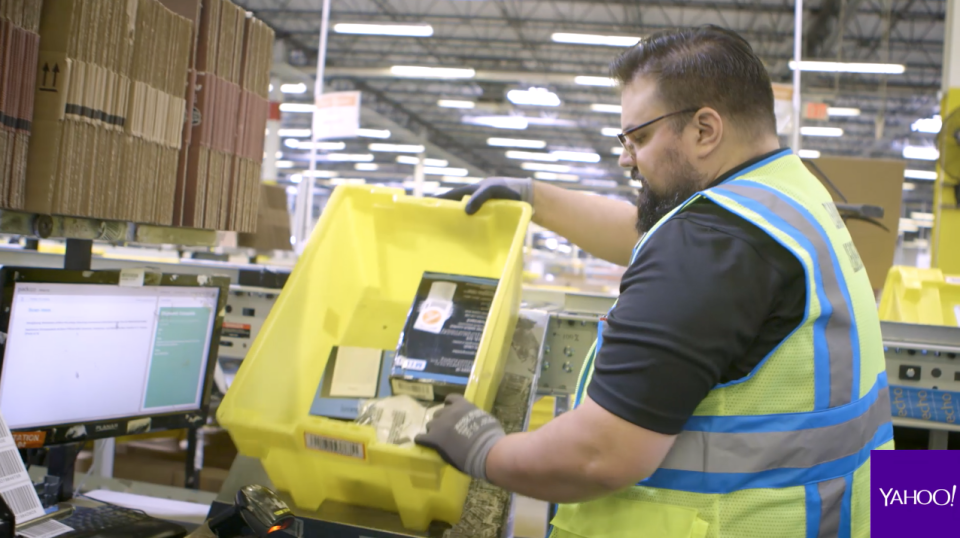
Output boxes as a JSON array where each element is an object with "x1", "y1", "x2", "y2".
[{"x1": 692, "y1": 107, "x2": 723, "y2": 157}]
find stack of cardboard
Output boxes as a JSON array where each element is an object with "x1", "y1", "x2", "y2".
[
  {"x1": 0, "y1": 0, "x2": 43, "y2": 210},
  {"x1": 169, "y1": 0, "x2": 272, "y2": 232},
  {"x1": 238, "y1": 183, "x2": 292, "y2": 251},
  {"x1": 25, "y1": 0, "x2": 192, "y2": 225}
]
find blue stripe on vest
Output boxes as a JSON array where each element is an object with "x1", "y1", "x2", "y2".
[
  {"x1": 683, "y1": 371, "x2": 887, "y2": 433},
  {"x1": 704, "y1": 188, "x2": 834, "y2": 410},
  {"x1": 718, "y1": 148, "x2": 794, "y2": 185},
  {"x1": 732, "y1": 180, "x2": 862, "y2": 403},
  {"x1": 805, "y1": 483, "x2": 822, "y2": 538},
  {"x1": 637, "y1": 421, "x2": 893, "y2": 494}
]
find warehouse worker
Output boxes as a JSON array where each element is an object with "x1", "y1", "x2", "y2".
[{"x1": 418, "y1": 25, "x2": 893, "y2": 537}]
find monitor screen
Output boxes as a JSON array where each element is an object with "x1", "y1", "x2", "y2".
[{"x1": 0, "y1": 281, "x2": 220, "y2": 430}]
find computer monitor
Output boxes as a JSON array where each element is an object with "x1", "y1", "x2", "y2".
[{"x1": 0, "y1": 267, "x2": 229, "y2": 445}]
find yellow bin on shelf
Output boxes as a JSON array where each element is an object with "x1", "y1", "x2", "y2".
[
  {"x1": 878, "y1": 266, "x2": 960, "y2": 326},
  {"x1": 217, "y1": 185, "x2": 531, "y2": 530}
]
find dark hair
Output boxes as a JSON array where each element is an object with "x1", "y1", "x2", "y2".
[{"x1": 611, "y1": 25, "x2": 776, "y2": 136}]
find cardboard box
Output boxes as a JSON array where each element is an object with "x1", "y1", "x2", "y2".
[{"x1": 237, "y1": 183, "x2": 290, "y2": 250}]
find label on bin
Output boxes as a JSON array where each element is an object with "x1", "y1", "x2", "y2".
[
  {"x1": 304, "y1": 432, "x2": 365, "y2": 459},
  {"x1": 392, "y1": 379, "x2": 435, "y2": 401}
]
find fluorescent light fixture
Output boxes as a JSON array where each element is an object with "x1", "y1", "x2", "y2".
[
  {"x1": 487, "y1": 137, "x2": 546, "y2": 149},
  {"x1": 285, "y1": 186, "x2": 296, "y2": 195},
  {"x1": 424, "y1": 158, "x2": 448, "y2": 167},
  {"x1": 507, "y1": 87, "x2": 561, "y2": 107},
  {"x1": 521, "y1": 162, "x2": 571, "y2": 173},
  {"x1": 320, "y1": 153, "x2": 375, "y2": 162},
  {"x1": 300, "y1": 170, "x2": 339, "y2": 178},
  {"x1": 902, "y1": 183, "x2": 916, "y2": 192},
  {"x1": 552, "y1": 32, "x2": 640, "y2": 47},
  {"x1": 801, "y1": 126, "x2": 843, "y2": 137},
  {"x1": 629, "y1": 179, "x2": 643, "y2": 188},
  {"x1": 438, "y1": 99, "x2": 475, "y2": 109},
  {"x1": 551, "y1": 150, "x2": 600, "y2": 163},
  {"x1": 281, "y1": 83, "x2": 307, "y2": 94},
  {"x1": 591, "y1": 104, "x2": 622, "y2": 114},
  {"x1": 395, "y1": 156, "x2": 448, "y2": 167},
  {"x1": 333, "y1": 23, "x2": 433, "y2": 37},
  {"x1": 798, "y1": 149, "x2": 821, "y2": 159},
  {"x1": 601, "y1": 127, "x2": 621, "y2": 137},
  {"x1": 911, "y1": 211, "x2": 934, "y2": 221},
  {"x1": 827, "y1": 107, "x2": 860, "y2": 117},
  {"x1": 911, "y1": 115, "x2": 942, "y2": 134},
  {"x1": 276, "y1": 160, "x2": 294, "y2": 168},
  {"x1": 279, "y1": 103, "x2": 314, "y2": 113},
  {"x1": 575, "y1": 76, "x2": 617, "y2": 87},
  {"x1": 356, "y1": 128, "x2": 391, "y2": 139},
  {"x1": 904, "y1": 169, "x2": 937, "y2": 180},
  {"x1": 903, "y1": 146, "x2": 939, "y2": 161},
  {"x1": 534, "y1": 172, "x2": 578, "y2": 182},
  {"x1": 355, "y1": 163, "x2": 379, "y2": 171},
  {"x1": 289, "y1": 174, "x2": 302, "y2": 184},
  {"x1": 402, "y1": 181, "x2": 441, "y2": 190},
  {"x1": 442, "y1": 176, "x2": 481, "y2": 184},
  {"x1": 369, "y1": 143, "x2": 425, "y2": 153},
  {"x1": 275, "y1": 151, "x2": 283, "y2": 159},
  {"x1": 331, "y1": 178, "x2": 367, "y2": 185},
  {"x1": 899, "y1": 218, "x2": 919, "y2": 232},
  {"x1": 788, "y1": 60, "x2": 905, "y2": 74},
  {"x1": 391, "y1": 66, "x2": 475, "y2": 79},
  {"x1": 284, "y1": 139, "x2": 346, "y2": 150},
  {"x1": 396, "y1": 156, "x2": 419, "y2": 165},
  {"x1": 524, "y1": 117, "x2": 578, "y2": 127},
  {"x1": 506, "y1": 151, "x2": 557, "y2": 162},
  {"x1": 611, "y1": 147, "x2": 624, "y2": 155},
  {"x1": 278, "y1": 128, "x2": 312, "y2": 137},
  {"x1": 424, "y1": 167, "x2": 468, "y2": 176},
  {"x1": 464, "y1": 116, "x2": 528, "y2": 129}
]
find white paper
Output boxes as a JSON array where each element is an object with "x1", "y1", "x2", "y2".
[
  {"x1": 17, "y1": 519, "x2": 73, "y2": 538},
  {"x1": 83, "y1": 490, "x2": 211, "y2": 521},
  {"x1": 313, "y1": 91, "x2": 361, "y2": 140},
  {"x1": 0, "y1": 411, "x2": 45, "y2": 524},
  {"x1": 118, "y1": 268, "x2": 145, "y2": 287},
  {"x1": 330, "y1": 347, "x2": 382, "y2": 398}
]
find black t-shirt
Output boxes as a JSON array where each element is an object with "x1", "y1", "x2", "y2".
[{"x1": 587, "y1": 150, "x2": 807, "y2": 435}]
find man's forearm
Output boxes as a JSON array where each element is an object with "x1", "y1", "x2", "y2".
[{"x1": 532, "y1": 181, "x2": 639, "y2": 266}]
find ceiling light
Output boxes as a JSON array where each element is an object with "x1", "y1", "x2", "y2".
[
  {"x1": 534, "y1": 172, "x2": 578, "y2": 182},
  {"x1": 333, "y1": 23, "x2": 433, "y2": 37},
  {"x1": 801, "y1": 127, "x2": 843, "y2": 137},
  {"x1": 355, "y1": 163, "x2": 379, "y2": 171},
  {"x1": 438, "y1": 99, "x2": 475, "y2": 109},
  {"x1": 391, "y1": 66, "x2": 475, "y2": 79},
  {"x1": 507, "y1": 87, "x2": 561, "y2": 107},
  {"x1": 788, "y1": 61, "x2": 905, "y2": 74},
  {"x1": 275, "y1": 151, "x2": 283, "y2": 159},
  {"x1": 424, "y1": 158, "x2": 448, "y2": 167},
  {"x1": 911, "y1": 115, "x2": 942, "y2": 134},
  {"x1": 278, "y1": 128, "x2": 312, "y2": 137},
  {"x1": 402, "y1": 180, "x2": 441, "y2": 190},
  {"x1": 281, "y1": 83, "x2": 307, "y2": 94},
  {"x1": 552, "y1": 32, "x2": 640, "y2": 47},
  {"x1": 301, "y1": 170, "x2": 339, "y2": 178},
  {"x1": 276, "y1": 160, "x2": 294, "y2": 168},
  {"x1": 591, "y1": 104, "x2": 622, "y2": 114},
  {"x1": 331, "y1": 178, "x2": 368, "y2": 185},
  {"x1": 284, "y1": 139, "x2": 346, "y2": 150},
  {"x1": 289, "y1": 174, "x2": 303, "y2": 184},
  {"x1": 464, "y1": 116, "x2": 528, "y2": 129},
  {"x1": 629, "y1": 179, "x2": 642, "y2": 188},
  {"x1": 395, "y1": 156, "x2": 448, "y2": 167},
  {"x1": 424, "y1": 167, "x2": 468, "y2": 176},
  {"x1": 442, "y1": 176, "x2": 481, "y2": 184},
  {"x1": 279, "y1": 103, "x2": 314, "y2": 113},
  {"x1": 827, "y1": 107, "x2": 860, "y2": 117},
  {"x1": 904, "y1": 169, "x2": 937, "y2": 180},
  {"x1": 523, "y1": 117, "x2": 578, "y2": 127},
  {"x1": 285, "y1": 186, "x2": 296, "y2": 195},
  {"x1": 798, "y1": 149, "x2": 821, "y2": 159},
  {"x1": 521, "y1": 162, "x2": 571, "y2": 173},
  {"x1": 575, "y1": 76, "x2": 617, "y2": 87},
  {"x1": 506, "y1": 151, "x2": 557, "y2": 162},
  {"x1": 396, "y1": 156, "x2": 419, "y2": 165},
  {"x1": 601, "y1": 127, "x2": 621, "y2": 137},
  {"x1": 611, "y1": 147, "x2": 624, "y2": 155},
  {"x1": 369, "y1": 143, "x2": 425, "y2": 153},
  {"x1": 911, "y1": 211, "x2": 934, "y2": 221},
  {"x1": 902, "y1": 183, "x2": 916, "y2": 192},
  {"x1": 551, "y1": 150, "x2": 600, "y2": 163},
  {"x1": 319, "y1": 153, "x2": 375, "y2": 162},
  {"x1": 356, "y1": 128, "x2": 391, "y2": 139},
  {"x1": 487, "y1": 137, "x2": 546, "y2": 149},
  {"x1": 903, "y1": 146, "x2": 939, "y2": 161}
]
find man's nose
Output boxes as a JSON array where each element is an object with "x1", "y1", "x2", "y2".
[{"x1": 618, "y1": 150, "x2": 635, "y2": 169}]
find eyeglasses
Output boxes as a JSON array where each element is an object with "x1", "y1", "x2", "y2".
[{"x1": 617, "y1": 107, "x2": 700, "y2": 154}]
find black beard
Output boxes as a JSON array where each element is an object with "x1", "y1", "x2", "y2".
[{"x1": 633, "y1": 163, "x2": 705, "y2": 235}]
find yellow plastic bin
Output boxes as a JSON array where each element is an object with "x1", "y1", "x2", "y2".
[
  {"x1": 878, "y1": 266, "x2": 960, "y2": 326},
  {"x1": 217, "y1": 185, "x2": 531, "y2": 530}
]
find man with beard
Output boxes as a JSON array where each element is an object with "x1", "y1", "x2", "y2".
[{"x1": 423, "y1": 25, "x2": 892, "y2": 537}]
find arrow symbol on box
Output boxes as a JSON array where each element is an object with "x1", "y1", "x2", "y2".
[
  {"x1": 52, "y1": 64, "x2": 60, "y2": 87},
  {"x1": 42, "y1": 63, "x2": 49, "y2": 86}
]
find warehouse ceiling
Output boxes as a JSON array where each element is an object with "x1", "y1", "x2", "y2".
[{"x1": 234, "y1": 0, "x2": 946, "y2": 197}]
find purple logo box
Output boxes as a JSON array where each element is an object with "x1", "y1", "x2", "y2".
[{"x1": 872, "y1": 450, "x2": 960, "y2": 536}]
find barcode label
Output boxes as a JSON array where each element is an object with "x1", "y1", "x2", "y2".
[
  {"x1": 18, "y1": 519, "x2": 73, "y2": 538},
  {"x1": 0, "y1": 415, "x2": 10, "y2": 439},
  {"x1": 0, "y1": 449, "x2": 24, "y2": 479},
  {"x1": 391, "y1": 379, "x2": 435, "y2": 401},
  {"x1": 304, "y1": 433, "x2": 365, "y2": 459},
  {"x1": 1, "y1": 483, "x2": 42, "y2": 519}
]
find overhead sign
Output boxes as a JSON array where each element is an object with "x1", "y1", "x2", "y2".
[
  {"x1": 313, "y1": 91, "x2": 361, "y2": 140},
  {"x1": 805, "y1": 102, "x2": 829, "y2": 120}
]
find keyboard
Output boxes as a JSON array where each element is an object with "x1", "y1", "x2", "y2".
[{"x1": 56, "y1": 505, "x2": 187, "y2": 538}]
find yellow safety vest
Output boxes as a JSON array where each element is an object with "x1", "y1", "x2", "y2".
[{"x1": 551, "y1": 149, "x2": 894, "y2": 538}]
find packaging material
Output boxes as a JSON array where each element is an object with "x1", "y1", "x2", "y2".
[
  {"x1": 0, "y1": 0, "x2": 43, "y2": 210},
  {"x1": 237, "y1": 183, "x2": 293, "y2": 251},
  {"x1": 309, "y1": 348, "x2": 396, "y2": 420},
  {"x1": 354, "y1": 395, "x2": 442, "y2": 446},
  {"x1": 392, "y1": 272, "x2": 500, "y2": 402}
]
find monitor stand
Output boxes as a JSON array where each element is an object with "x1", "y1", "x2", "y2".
[{"x1": 38, "y1": 443, "x2": 81, "y2": 506}]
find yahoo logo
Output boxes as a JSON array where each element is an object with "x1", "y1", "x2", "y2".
[{"x1": 878, "y1": 486, "x2": 957, "y2": 507}]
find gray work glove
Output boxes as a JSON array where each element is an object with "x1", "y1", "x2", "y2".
[
  {"x1": 415, "y1": 394, "x2": 505, "y2": 480},
  {"x1": 435, "y1": 177, "x2": 533, "y2": 215}
]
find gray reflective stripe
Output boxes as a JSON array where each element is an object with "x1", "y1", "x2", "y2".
[
  {"x1": 721, "y1": 183, "x2": 854, "y2": 408},
  {"x1": 660, "y1": 387, "x2": 889, "y2": 473},
  {"x1": 817, "y1": 477, "x2": 846, "y2": 538}
]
